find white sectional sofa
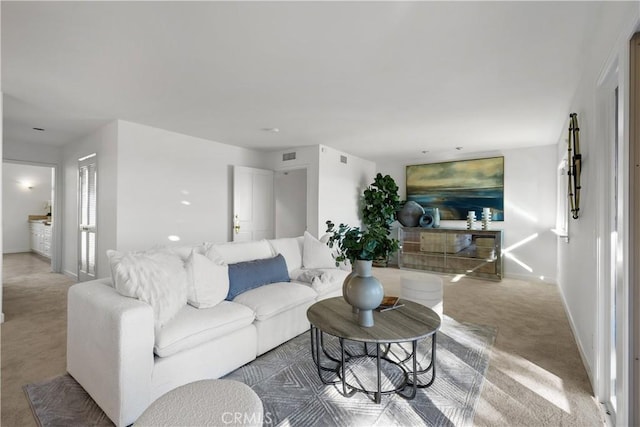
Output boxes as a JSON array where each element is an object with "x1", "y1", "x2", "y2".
[{"x1": 67, "y1": 233, "x2": 348, "y2": 427}]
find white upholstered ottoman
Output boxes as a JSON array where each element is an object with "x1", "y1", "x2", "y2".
[
  {"x1": 134, "y1": 379, "x2": 263, "y2": 427},
  {"x1": 400, "y1": 271, "x2": 444, "y2": 319}
]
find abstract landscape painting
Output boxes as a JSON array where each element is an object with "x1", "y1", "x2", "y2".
[{"x1": 406, "y1": 157, "x2": 504, "y2": 220}]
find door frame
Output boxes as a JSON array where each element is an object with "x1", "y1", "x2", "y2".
[
  {"x1": 77, "y1": 153, "x2": 98, "y2": 281},
  {"x1": 595, "y1": 59, "x2": 625, "y2": 423},
  {"x1": 629, "y1": 31, "x2": 640, "y2": 427},
  {"x1": 2, "y1": 159, "x2": 62, "y2": 273}
]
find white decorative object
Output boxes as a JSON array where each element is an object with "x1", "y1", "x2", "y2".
[
  {"x1": 466, "y1": 211, "x2": 477, "y2": 230},
  {"x1": 185, "y1": 251, "x2": 229, "y2": 309},
  {"x1": 481, "y1": 208, "x2": 492, "y2": 230},
  {"x1": 400, "y1": 271, "x2": 444, "y2": 319}
]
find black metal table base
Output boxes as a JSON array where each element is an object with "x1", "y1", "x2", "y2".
[{"x1": 309, "y1": 326, "x2": 437, "y2": 403}]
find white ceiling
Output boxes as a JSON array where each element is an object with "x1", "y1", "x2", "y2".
[{"x1": 2, "y1": 1, "x2": 604, "y2": 163}]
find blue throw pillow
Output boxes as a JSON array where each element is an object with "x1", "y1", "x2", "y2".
[{"x1": 226, "y1": 254, "x2": 290, "y2": 300}]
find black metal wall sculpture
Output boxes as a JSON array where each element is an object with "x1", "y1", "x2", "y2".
[{"x1": 568, "y1": 113, "x2": 582, "y2": 219}]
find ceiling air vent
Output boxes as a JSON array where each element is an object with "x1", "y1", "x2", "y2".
[
  {"x1": 282, "y1": 152, "x2": 296, "y2": 161},
  {"x1": 340, "y1": 155, "x2": 348, "y2": 164}
]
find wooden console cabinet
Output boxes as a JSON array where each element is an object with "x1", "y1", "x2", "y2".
[{"x1": 398, "y1": 227, "x2": 503, "y2": 281}]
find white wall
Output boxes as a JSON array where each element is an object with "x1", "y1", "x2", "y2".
[
  {"x1": 115, "y1": 121, "x2": 266, "y2": 253},
  {"x1": 267, "y1": 144, "x2": 376, "y2": 237},
  {"x1": 62, "y1": 121, "x2": 118, "y2": 279},
  {"x1": 378, "y1": 144, "x2": 558, "y2": 282},
  {"x1": 318, "y1": 145, "x2": 376, "y2": 235},
  {"x1": 3, "y1": 140, "x2": 62, "y2": 165},
  {"x1": 555, "y1": 1, "x2": 639, "y2": 410},
  {"x1": 275, "y1": 168, "x2": 307, "y2": 238},
  {"x1": 2, "y1": 163, "x2": 52, "y2": 253}
]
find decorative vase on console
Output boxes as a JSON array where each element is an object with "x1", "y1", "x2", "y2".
[
  {"x1": 344, "y1": 260, "x2": 384, "y2": 327},
  {"x1": 419, "y1": 207, "x2": 440, "y2": 228},
  {"x1": 397, "y1": 201, "x2": 425, "y2": 227}
]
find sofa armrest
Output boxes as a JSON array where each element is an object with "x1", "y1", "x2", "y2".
[{"x1": 67, "y1": 280, "x2": 155, "y2": 427}]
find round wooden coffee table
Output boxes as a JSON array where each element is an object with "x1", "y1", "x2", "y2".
[{"x1": 306, "y1": 297, "x2": 441, "y2": 403}]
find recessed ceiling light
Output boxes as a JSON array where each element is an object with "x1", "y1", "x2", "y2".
[
  {"x1": 455, "y1": 147, "x2": 463, "y2": 151},
  {"x1": 33, "y1": 127, "x2": 45, "y2": 131},
  {"x1": 261, "y1": 127, "x2": 280, "y2": 133},
  {"x1": 421, "y1": 150, "x2": 429, "y2": 154}
]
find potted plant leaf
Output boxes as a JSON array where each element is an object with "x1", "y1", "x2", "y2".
[{"x1": 362, "y1": 173, "x2": 401, "y2": 266}]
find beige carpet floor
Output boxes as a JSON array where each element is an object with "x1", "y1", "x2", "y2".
[{"x1": 1, "y1": 253, "x2": 603, "y2": 426}]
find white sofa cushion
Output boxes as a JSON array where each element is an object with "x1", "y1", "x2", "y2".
[
  {"x1": 206, "y1": 240, "x2": 275, "y2": 264},
  {"x1": 107, "y1": 249, "x2": 188, "y2": 328},
  {"x1": 154, "y1": 301, "x2": 255, "y2": 357},
  {"x1": 268, "y1": 236, "x2": 303, "y2": 273},
  {"x1": 233, "y1": 282, "x2": 317, "y2": 321},
  {"x1": 185, "y1": 251, "x2": 229, "y2": 309},
  {"x1": 302, "y1": 231, "x2": 336, "y2": 269},
  {"x1": 167, "y1": 244, "x2": 208, "y2": 261}
]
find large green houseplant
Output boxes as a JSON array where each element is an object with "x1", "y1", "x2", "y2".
[{"x1": 361, "y1": 173, "x2": 401, "y2": 266}]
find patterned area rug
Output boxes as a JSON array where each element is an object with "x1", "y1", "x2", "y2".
[{"x1": 24, "y1": 316, "x2": 495, "y2": 426}]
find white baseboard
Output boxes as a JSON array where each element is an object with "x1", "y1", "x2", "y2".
[
  {"x1": 63, "y1": 270, "x2": 78, "y2": 281},
  {"x1": 557, "y1": 283, "x2": 594, "y2": 390},
  {"x1": 2, "y1": 249, "x2": 32, "y2": 254}
]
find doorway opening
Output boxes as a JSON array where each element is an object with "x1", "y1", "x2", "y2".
[
  {"x1": 275, "y1": 168, "x2": 307, "y2": 238},
  {"x1": 2, "y1": 161, "x2": 57, "y2": 271}
]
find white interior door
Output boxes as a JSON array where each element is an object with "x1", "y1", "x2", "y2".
[
  {"x1": 233, "y1": 166, "x2": 274, "y2": 242},
  {"x1": 78, "y1": 154, "x2": 97, "y2": 281}
]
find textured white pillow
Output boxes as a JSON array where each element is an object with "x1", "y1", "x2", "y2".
[
  {"x1": 107, "y1": 249, "x2": 188, "y2": 328},
  {"x1": 302, "y1": 231, "x2": 336, "y2": 269},
  {"x1": 185, "y1": 251, "x2": 229, "y2": 309}
]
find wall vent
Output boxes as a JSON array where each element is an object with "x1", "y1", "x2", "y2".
[
  {"x1": 340, "y1": 155, "x2": 348, "y2": 164},
  {"x1": 282, "y1": 152, "x2": 296, "y2": 161}
]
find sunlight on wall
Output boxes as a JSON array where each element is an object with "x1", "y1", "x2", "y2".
[
  {"x1": 504, "y1": 252, "x2": 533, "y2": 272},
  {"x1": 503, "y1": 233, "x2": 539, "y2": 253},
  {"x1": 505, "y1": 200, "x2": 539, "y2": 224}
]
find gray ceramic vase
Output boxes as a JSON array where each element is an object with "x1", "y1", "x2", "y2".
[
  {"x1": 345, "y1": 260, "x2": 384, "y2": 327},
  {"x1": 397, "y1": 201, "x2": 425, "y2": 227},
  {"x1": 420, "y1": 207, "x2": 441, "y2": 228},
  {"x1": 342, "y1": 269, "x2": 359, "y2": 313}
]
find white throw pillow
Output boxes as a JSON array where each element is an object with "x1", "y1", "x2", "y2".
[
  {"x1": 185, "y1": 250, "x2": 229, "y2": 309},
  {"x1": 302, "y1": 231, "x2": 336, "y2": 269},
  {"x1": 206, "y1": 240, "x2": 275, "y2": 264},
  {"x1": 268, "y1": 237, "x2": 303, "y2": 272},
  {"x1": 107, "y1": 249, "x2": 188, "y2": 328}
]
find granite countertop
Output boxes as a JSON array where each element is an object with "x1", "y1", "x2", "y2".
[{"x1": 28, "y1": 215, "x2": 53, "y2": 226}]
